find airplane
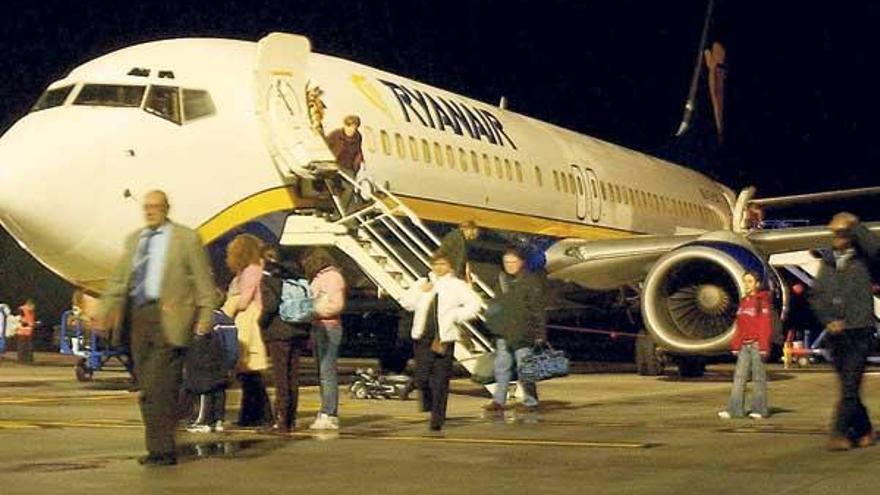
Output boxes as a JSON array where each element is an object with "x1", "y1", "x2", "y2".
[{"x1": 0, "y1": 32, "x2": 877, "y2": 377}]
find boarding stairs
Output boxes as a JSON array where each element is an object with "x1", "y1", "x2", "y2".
[{"x1": 279, "y1": 172, "x2": 499, "y2": 381}]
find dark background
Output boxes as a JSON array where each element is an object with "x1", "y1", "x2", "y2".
[{"x1": 1, "y1": 0, "x2": 878, "y2": 331}]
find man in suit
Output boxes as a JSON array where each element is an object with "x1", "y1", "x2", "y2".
[{"x1": 98, "y1": 190, "x2": 217, "y2": 466}]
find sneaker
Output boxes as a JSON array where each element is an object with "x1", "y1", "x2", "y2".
[
  {"x1": 186, "y1": 422, "x2": 212, "y2": 433},
  {"x1": 717, "y1": 411, "x2": 731, "y2": 420},
  {"x1": 748, "y1": 413, "x2": 766, "y2": 420},
  {"x1": 212, "y1": 420, "x2": 224, "y2": 433},
  {"x1": 309, "y1": 413, "x2": 340, "y2": 431}
]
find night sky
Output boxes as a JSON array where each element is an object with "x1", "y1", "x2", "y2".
[{"x1": 1, "y1": 0, "x2": 879, "y2": 319}]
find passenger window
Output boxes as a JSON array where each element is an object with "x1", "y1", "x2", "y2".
[
  {"x1": 459, "y1": 148, "x2": 467, "y2": 170},
  {"x1": 494, "y1": 157, "x2": 503, "y2": 179},
  {"x1": 515, "y1": 161, "x2": 523, "y2": 183},
  {"x1": 422, "y1": 139, "x2": 431, "y2": 163},
  {"x1": 363, "y1": 126, "x2": 377, "y2": 153},
  {"x1": 31, "y1": 85, "x2": 74, "y2": 112},
  {"x1": 409, "y1": 137, "x2": 419, "y2": 162},
  {"x1": 561, "y1": 173, "x2": 569, "y2": 194},
  {"x1": 182, "y1": 89, "x2": 215, "y2": 122},
  {"x1": 144, "y1": 85, "x2": 181, "y2": 124},
  {"x1": 600, "y1": 182, "x2": 607, "y2": 201},
  {"x1": 381, "y1": 130, "x2": 391, "y2": 155},
  {"x1": 553, "y1": 171, "x2": 560, "y2": 191},
  {"x1": 568, "y1": 174, "x2": 576, "y2": 195},
  {"x1": 395, "y1": 134, "x2": 405, "y2": 158},
  {"x1": 482, "y1": 154, "x2": 491, "y2": 176},
  {"x1": 504, "y1": 159, "x2": 513, "y2": 181},
  {"x1": 74, "y1": 84, "x2": 145, "y2": 108},
  {"x1": 470, "y1": 151, "x2": 479, "y2": 173},
  {"x1": 433, "y1": 142, "x2": 443, "y2": 166},
  {"x1": 446, "y1": 146, "x2": 456, "y2": 169},
  {"x1": 534, "y1": 166, "x2": 542, "y2": 187}
]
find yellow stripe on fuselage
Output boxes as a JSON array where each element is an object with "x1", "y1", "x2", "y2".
[
  {"x1": 197, "y1": 186, "x2": 637, "y2": 245},
  {"x1": 198, "y1": 187, "x2": 311, "y2": 244}
]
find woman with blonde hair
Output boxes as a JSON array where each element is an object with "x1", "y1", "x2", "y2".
[{"x1": 223, "y1": 234, "x2": 273, "y2": 427}]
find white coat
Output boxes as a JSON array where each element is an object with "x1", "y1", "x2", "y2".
[{"x1": 400, "y1": 272, "x2": 482, "y2": 343}]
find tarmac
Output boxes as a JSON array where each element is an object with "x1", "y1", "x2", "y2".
[{"x1": 1, "y1": 352, "x2": 879, "y2": 494}]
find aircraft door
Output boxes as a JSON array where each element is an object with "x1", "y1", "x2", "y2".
[
  {"x1": 570, "y1": 164, "x2": 588, "y2": 221},
  {"x1": 585, "y1": 167, "x2": 602, "y2": 222}
]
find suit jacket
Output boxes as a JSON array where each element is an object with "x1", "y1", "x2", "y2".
[{"x1": 99, "y1": 221, "x2": 217, "y2": 348}]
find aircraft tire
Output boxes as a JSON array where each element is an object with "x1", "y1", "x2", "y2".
[{"x1": 674, "y1": 356, "x2": 706, "y2": 378}]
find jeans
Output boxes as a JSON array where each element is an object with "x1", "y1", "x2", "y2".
[
  {"x1": 493, "y1": 338, "x2": 538, "y2": 407},
  {"x1": 726, "y1": 343, "x2": 768, "y2": 417},
  {"x1": 312, "y1": 322, "x2": 342, "y2": 416},
  {"x1": 828, "y1": 328, "x2": 874, "y2": 439}
]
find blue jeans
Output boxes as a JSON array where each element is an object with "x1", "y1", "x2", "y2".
[
  {"x1": 493, "y1": 338, "x2": 538, "y2": 407},
  {"x1": 726, "y1": 343, "x2": 768, "y2": 417},
  {"x1": 312, "y1": 322, "x2": 342, "y2": 416}
]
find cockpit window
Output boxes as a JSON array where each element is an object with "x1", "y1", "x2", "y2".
[
  {"x1": 73, "y1": 84, "x2": 146, "y2": 107},
  {"x1": 182, "y1": 89, "x2": 215, "y2": 122},
  {"x1": 144, "y1": 85, "x2": 181, "y2": 125},
  {"x1": 31, "y1": 85, "x2": 74, "y2": 112}
]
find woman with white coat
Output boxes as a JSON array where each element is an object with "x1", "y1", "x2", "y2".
[{"x1": 400, "y1": 251, "x2": 482, "y2": 431}]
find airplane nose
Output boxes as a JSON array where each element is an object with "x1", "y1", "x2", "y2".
[{"x1": 0, "y1": 113, "x2": 115, "y2": 284}]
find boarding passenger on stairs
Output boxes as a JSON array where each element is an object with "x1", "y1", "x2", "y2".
[
  {"x1": 325, "y1": 115, "x2": 366, "y2": 218},
  {"x1": 438, "y1": 220, "x2": 481, "y2": 281},
  {"x1": 718, "y1": 271, "x2": 772, "y2": 420},
  {"x1": 97, "y1": 190, "x2": 217, "y2": 467},
  {"x1": 401, "y1": 251, "x2": 482, "y2": 431},
  {"x1": 810, "y1": 212, "x2": 879, "y2": 451}
]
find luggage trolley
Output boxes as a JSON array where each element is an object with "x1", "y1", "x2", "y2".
[{"x1": 59, "y1": 310, "x2": 133, "y2": 381}]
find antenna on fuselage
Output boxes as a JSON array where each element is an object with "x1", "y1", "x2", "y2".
[{"x1": 498, "y1": 96, "x2": 508, "y2": 110}]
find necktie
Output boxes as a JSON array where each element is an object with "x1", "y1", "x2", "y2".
[{"x1": 131, "y1": 229, "x2": 160, "y2": 306}]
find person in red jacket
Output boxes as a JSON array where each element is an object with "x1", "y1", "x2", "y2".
[{"x1": 718, "y1": 271, "x2": 772, "y2": 419}]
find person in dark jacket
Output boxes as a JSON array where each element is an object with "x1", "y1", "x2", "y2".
[
  {"x1": 718, "y1": 271, "x2": 773, "y2": 420},
  {"x1": 259, "y1": 248, "x2": 311, "y2": 434},
  {"x1": 325, "y1": 115, "x2": 367, "y2": 218},
  {"x1": 483, "y1": 248, "x2": 547, "y2": 413},
  {"x1": 438, "y1": 221, "x2": 480, "y2": 280},
  {"x1": 810, "y1": 213, "x2": 879, "y2": 451}
]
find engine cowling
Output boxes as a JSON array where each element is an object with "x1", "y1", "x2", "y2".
[{"x1": 641, "y1": 240, "x2": 786, "y2": 354}]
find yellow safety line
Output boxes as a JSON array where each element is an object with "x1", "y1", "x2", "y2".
[{"x1": 361, "y1": 435, "x2": 649, "y2": 449}]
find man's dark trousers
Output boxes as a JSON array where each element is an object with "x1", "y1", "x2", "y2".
[
  {"x1": 131, "y1": 302, "x2": 186, "y2": 455},
  {"x1": 829, "y1": 328, "x2": 874, "y2": 440},
  {"x1": 414, "y1": 339, "x2": 455, "y2": 429}
]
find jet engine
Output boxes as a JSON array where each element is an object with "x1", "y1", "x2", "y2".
[{"x1": 641, "y1": 241, "x2": 787, "y2": 355}]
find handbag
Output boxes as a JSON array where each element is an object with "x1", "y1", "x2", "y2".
[
  {"x1": 517, "y1": 343, "x2": 569, "y2": 382},
  {"x1": 468, "y1": 351, "x2": 496, "y2": 384}
]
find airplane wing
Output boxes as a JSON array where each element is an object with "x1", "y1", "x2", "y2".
[
  {"x1": 545, "y1": 234, "x2": 700, "y2": 289},
  {"x1": 748, "y1": 221, "x2": 880, "y2": 255}
]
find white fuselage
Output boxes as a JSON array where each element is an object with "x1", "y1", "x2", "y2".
[{"x1": 0, "y1": 36, "x2": 735, "y2": 291}]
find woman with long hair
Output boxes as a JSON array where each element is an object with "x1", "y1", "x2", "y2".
[
  {"x1": 223, "y1": 234, "x2": 273, "y2": 427},
  {"x1": 302, "y1": 248, "x2": 347, "y2": 430}
]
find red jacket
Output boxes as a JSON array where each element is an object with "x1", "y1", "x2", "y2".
[{"x1": 731, "y1": 291, "x2": 773, "y2": 353}]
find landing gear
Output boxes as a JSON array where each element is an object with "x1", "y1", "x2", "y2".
[
  {"x1": 635, "y1": 331, "x2": 665, "y2": 376},
  {"x1": 673, "y1": 356, "x2": 706, "y2": 378}
]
